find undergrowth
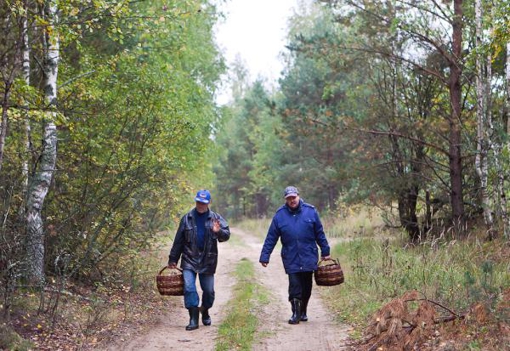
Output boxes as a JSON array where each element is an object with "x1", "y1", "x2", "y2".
[
  {"x1": 1, "y1": 234, "x2": 170, "y2": 350},
  {"x1": 319, "y1": 217, "x2": 510, "y2": 350}
]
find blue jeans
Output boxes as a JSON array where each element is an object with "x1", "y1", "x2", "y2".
[{"x1": 182, "y1": 269, "x2": 215, "y2": 309}]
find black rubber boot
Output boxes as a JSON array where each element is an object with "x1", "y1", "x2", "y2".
[
  {"x1": 288, "y1": 298, "x2": 301, "y2": 325},
  {"x1": 200, "y1": 306, "x2": 211, "y2": 326},
  {"x1": 185, "y1": 307, "x2": 199, "y2": 331},
  {"x1": 300, "y1": 298, "x2": 309, "y2": 322}
]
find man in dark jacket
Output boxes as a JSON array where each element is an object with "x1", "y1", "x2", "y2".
[
  {"x1": 168, "y1": 189, "x2": 230, "y2": 331},
  {"x1": 259, "y1": 186, "x2": 331, "y2": 324}
]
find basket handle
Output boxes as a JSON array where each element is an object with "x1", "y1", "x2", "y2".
[
  {"x1": 159, "y1": 266, "x2": 183, "y2": 275},
  {"x1": 318, "y1": 258, "x2": 339, "y2": 266}
]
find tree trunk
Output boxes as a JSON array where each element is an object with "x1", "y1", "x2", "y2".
[
  {"x1": 0, "y1": 90, "x2": 8, "y2": 172},
  {"x1": 474, "y1": 0, "x2": 494, "y2": 236},
  {"x1": 424, "y1": 190, "x2": 432, "y2": 234},
  {"x1": 25, "y1": 0, "x2": 59, "y2": 284},
  {"x1": 503, "y1": 44, "x2": 510, "y2": 240},
  {"x1": 448, "y1": 0, "x2": 465, "y2": 235},
  {"x1": 507, "y1": 42, "x2": 510, "y2": 137},
  {"x1": 398, "y1": 187, "x2": 420, "y2": 242},
  {"x1": 22, "y1": 4, "x2": 32, "y2": 199},
  {"x1": 0, "y1": 13, "x2": 14, "y2": 173}
]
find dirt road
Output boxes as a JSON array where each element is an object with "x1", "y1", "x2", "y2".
[{"x1": 105, "y1": 227, "x2": 350, "y2": 351}]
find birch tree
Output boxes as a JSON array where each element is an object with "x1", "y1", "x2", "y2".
[
  {"x1": 475, "y1": 0, "x2": 494, "y2": 236},
  {"x1": 25, "y1": 0, "x2": 59, "y2": 284},
  {"x1": 473, "y1": 1, "x2": 510, "y2": 240},
  {"x1": 504, "y1": 39, "x2": 510, "y2": 239},
  {"x1": 21, "y1": 0, "x2": 32, "y2": 203}
]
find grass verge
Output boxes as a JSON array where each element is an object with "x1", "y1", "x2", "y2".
[
  {"x1": 320, "y1": 223, "x2": 509, "y2": 349},
  {"x1": 215, "y1": 257, "x2": 269, "y2": 351}
]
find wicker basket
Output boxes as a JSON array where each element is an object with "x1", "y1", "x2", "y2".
[
  {"x1": 156, "y1": 266, "x2": 184, "y2": 296},
  {"x1": 314, "y1": 258, "x2": 344, "y2": 286}
]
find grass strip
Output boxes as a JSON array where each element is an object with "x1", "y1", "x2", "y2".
[{"x1": 215, "y1": 258, "x2": 266, "y2": 351}]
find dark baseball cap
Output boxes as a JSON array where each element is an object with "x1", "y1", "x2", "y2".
[
  {"x1": 283, "y1": 186, "x2": 299, "y2": 198},
  {"x1": 194, "y1": 189, "x2": 211, "y2": 204}
]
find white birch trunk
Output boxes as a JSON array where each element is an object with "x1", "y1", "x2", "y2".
[
  {"x1": 474, "y1": 0, "x2": 493, "y2": 234},
  {"x1": 503, "y1": 43, "x2": 510, "y2": 240},
  {"x1": 487, "y1": 58, "x2": 508, "y2": 240},
  {"x1": 22, "y1": 6, "x2": 31, "y2": 196},
  {"x1": 488, "y1": 20, "x2": 510, "y2": 240},
  {"x1": 25, "y1": 0, "x2": 59, "y2": 284}
]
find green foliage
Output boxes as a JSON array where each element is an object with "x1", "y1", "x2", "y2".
[
  {"x1": 214, "y1": 81, "x2": 280, "y2": 218},
  {"x1": 214, "y1": 4, "x2": 372, "y2": 216},
  {"x1": 0, "y1": 0, "x2": 225, "y2": 294},
  {"x1": 277, "y1": 6, "x2": 357, "y2": 210},
  {"x1": 44, "y1": 0, "x2": 225, "y2": 282},
  {"x1": 215, "y1": 0, "x2": 510, "y2": 243}
]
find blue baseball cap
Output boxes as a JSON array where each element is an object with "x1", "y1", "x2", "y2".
[
  {"x1": 283, "y1": 186, "x2": 299, "y2": 198},
  {"x1": 194, "y1": 189, "x2": 211, "y2": 204}
]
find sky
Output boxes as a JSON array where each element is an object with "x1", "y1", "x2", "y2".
[{"x1": 214, "y1": 0, "x2": 301, "y2": 104}]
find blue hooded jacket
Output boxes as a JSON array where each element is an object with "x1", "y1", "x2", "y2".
[{"x1": 259, "y1": 200, "x2": 330, "y2": 274}]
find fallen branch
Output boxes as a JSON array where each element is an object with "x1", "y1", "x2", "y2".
[{"x1": 405, "y1": 297, "x2": 461, "y2": 318}]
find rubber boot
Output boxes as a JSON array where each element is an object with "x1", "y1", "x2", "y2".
[
  {"x1": 288, "y1": 298, "x2": 301, "y2": 325},
  {"x1": 300, "y1": 298, "x2": 309, "y2": 322},
  {"x1": 185, "y1": 307, "x2": 199, "y2": 331},
  {"x1": 200, "y1": 306, "x2": 211, "y2": 326}
]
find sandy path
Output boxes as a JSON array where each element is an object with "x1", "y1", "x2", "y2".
[{"x1": 104, "y1": 227, "x2": 350, "y2": 351}]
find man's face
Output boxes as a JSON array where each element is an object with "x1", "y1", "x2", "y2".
[
  {"x1": 285, "y1": 195, "x2": 300, "y2": 209},
  {"x1": 195, "y1": 201, "x2": 209, "y2": 213}
]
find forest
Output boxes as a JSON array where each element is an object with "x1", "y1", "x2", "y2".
[
  {"x1": 0, "y1": 0, "x2": 509, "y2": 350},
  {"x1": 215, "y1": 0, "x2": 510, "y2": 239}
]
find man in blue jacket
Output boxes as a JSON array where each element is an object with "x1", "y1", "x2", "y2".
[
  {"x1": 259, "y1": 186, "x2": 331, "y2": 324},
  {"x1": 168, "y1": 189, "x2": 230, "y2": 331}
]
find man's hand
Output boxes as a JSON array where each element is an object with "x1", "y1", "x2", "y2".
[
  {"x1": 212, "y1": 219, "x2": 221, "y2": 233},
  {"x1": 260, "y1": 262, "x2": 268, "y2": 267},
  {"x1": 168, "y1": 262, "x2": 177, "y2": 268},
  {"x1": 321, "y1": 255, "x2": 331, "y2": 261}
]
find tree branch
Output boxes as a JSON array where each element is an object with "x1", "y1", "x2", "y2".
[{"x1": 353, "y1": 128, "x2": 449, "y2": 156}]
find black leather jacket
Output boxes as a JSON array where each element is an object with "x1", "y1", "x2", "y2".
[{"x1": 168, "y1": 208, "x2": 230, "y2": 274}]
